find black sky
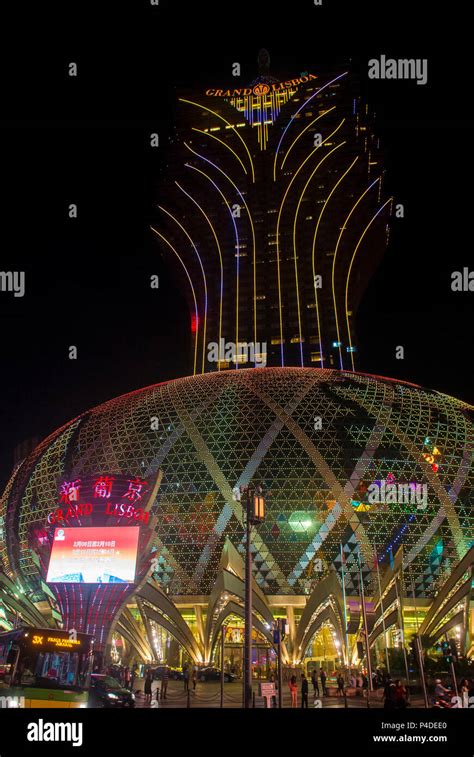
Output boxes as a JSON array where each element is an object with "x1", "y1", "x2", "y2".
[{"x1": 0, "y1": 1, "x2": 472, "y2": 488}]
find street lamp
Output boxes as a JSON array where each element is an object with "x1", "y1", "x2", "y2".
[{"x1": 240, "y1": 483, "x2": 265, "y2": 708}]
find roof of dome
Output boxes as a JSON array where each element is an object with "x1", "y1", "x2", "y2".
[{"x1": 3, "y1": 368, "x2": 473, "y2": 598}]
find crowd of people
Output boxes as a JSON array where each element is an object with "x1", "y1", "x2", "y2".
[{"x1": 105, "y1": 660, "x2": 474, "y2": 709}]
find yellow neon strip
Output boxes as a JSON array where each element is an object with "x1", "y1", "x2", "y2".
[
  {"x1": 279, "y1": 105, "x2": 336, "y2": 177},
  {"x1": 184, "y1": 143, "x2": 257, "y2": 354},
  {"x1": 191, "y1": 128, "x2": 248, "y2": 176},
  {"x1": 150, "y1": 226, "x2": 199, "y2": 376},
  {"x1": 175, "y1": 180, "x2": 224, "y2": 372},
  {"x1": 345, "y1": 197, "x2": 392, "y2": 371},
  {"x1": 179, "y1": 98, "x2": 255, "y2": 182},
  {"x1": 290, "y1": 141, "x2": 347, "y2": 366},
  {"x1": 158, "y1": 205, "x2": 208, "y2": 374},
  {"x1": 311, "y1": 152, "x2": 358, "y2": 367},
  {"x1": 332, "y1": 177, "x2": 382, "y2": 369},
  {"x1": 275, "y1": 119, "x2": 345, "y2": 365}
]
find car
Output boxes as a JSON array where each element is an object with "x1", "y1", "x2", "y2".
[
  {"x1": 198, "y1": 667, "x2": 236, "y2": 683},
  {"x1": 88, "y1": 674, "x2": 135, "y2": 708},
  {"x1": 151, "y1": 666, "x2": 184, "y2": 681}
]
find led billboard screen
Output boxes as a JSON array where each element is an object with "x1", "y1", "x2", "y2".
[{"x1": 46, "y1": 526, "x2": 139, "y2": 584}]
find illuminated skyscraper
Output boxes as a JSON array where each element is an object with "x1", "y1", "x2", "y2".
[{"x1": 153, "y1": 52, "x2": 392, "y2": 373}]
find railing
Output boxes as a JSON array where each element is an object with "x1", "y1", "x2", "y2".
[{"x1": 136, "y1": 682, "x2": 396, "y2": 708}]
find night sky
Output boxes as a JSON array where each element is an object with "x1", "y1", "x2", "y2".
[{"x1": 1, "y1": 1, "x2": 472, "y2": 489}]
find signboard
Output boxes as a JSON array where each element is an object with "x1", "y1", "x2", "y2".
[
  {"x1": 259, "y1": 682, "x2": 276, "y2": 708},
  {"x1": 47, "y1": 474, "x2": 151, "y2": 525},
  {"x1": 224, "y1": 626, "x2": 261, "y2": 644},
  {"x1": 28, "y1": 630, "x2": 87, "y2": 653},
  {"x1": 46, "y1": 526, "x2": 140, "y2": 584},
  {"x1": 205, "y1": 73, "x2": 317, "y2": 97}
]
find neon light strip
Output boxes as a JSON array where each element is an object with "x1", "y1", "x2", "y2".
[
  {"x1": 158, "y1": 205, "x2": 208, "y2": 374},
  {"x1": 293, "y1": 142, "x2": 346, "y2": 366},
  {"x1": 179, "y1": 98, "x2": 255, "y2": 182},
  {"x1": 276, "y1": 119, "x2": 345, "y2": 366},
  {"x1": 191, "y1": 128, "x2": 248, "y2": 175},
  {"x1": 280, "y1": 105, "x2": 336, "y2": 172},
  {"x1": 345, "y1": 197, "x2": 392, "y2": 370},
  {"x1": 184, "y1": 162, "x2": 240, "y2": 366},
  {"x1": 273, "y1": 71, "x2": 348, "y2": 181},
  {"x1": 151, "y1": 225, "x2": 199, "y2": 376},
  {"x1": 184, "y1": 143, "x2": 257, "y2": 362},
  {"x1": 175, "y1": 180, "x2": 224, "y2": 371},
  {"x1": 331, "y1": 176, "x2": 380, "y2": 369},
  {"x1": 311, "y1": 152, "x2": 358, "y2": 368}
]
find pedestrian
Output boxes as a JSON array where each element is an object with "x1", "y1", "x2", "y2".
[
  {"x1": 192, "y1": 665, "x2": 197, "y2": 691},
  {"x1": 183, "y1": 664, "x2": 190, "y2": 692},
  {"x1": 300, "y1": 672, "x2": 309, "y2": 708},
  {"x1": 337, "y1": 673, "x2": 345, "y2": 697},
  {"x1": 311, "y1": 669, "x2": 320, "y2": 699},
  {"x1": 161, "y1": 666, "x2": 169, "y2": 699},
  {"x1": 144, "y1": 669, "x2": 153, "y2": 704},
  {"x1": 289, "y1": 674, "x2": 298, "y2": 708},
  {"x1": 320, "y1": 668, "x2": 328, "y2": 696},
  {"x1": 394, "y1": 679, "x2": 407, "y2": 709},
  {"x1": 130, "y1": 663, "x2": 138, "y2": 692},
  {"x1": 459, "y1": 678, "x2": 469, "y2": 707},
  {"x1": 434, "y1": 678, "x2": 450, "y2": 703},
  {"x1": 383, "y1": 676, "x2": 396, "y2": 709}
]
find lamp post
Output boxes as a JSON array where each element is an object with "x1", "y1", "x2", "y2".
[
  {"x1": 273, "y1": 618, "x2": 286, "y2": 708},
  {"x1": 241, "y1": 484, "x2": 265, "y2": 709}
]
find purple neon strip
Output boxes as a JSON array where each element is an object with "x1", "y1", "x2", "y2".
[
  {"x1": 337, "y1": 176, "x2": 380, "y2": 370},
  {"x1": 185, "y1": 161, "x2": 241, "y2": 367},
  {"x1": 275, "y1": 71, "x2": 349, "y2": 170},
  {"x1": 185, "y1": 148, "x2": 255, "y2": 367},
  {"x1": 176, "y1": 182, "x2": 224, "y2": 362}
]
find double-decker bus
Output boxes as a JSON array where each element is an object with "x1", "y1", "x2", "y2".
[{"x1": 0, "y1": 626, "x2": 93, "y2": 708}]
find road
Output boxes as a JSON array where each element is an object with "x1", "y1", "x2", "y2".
[{"x1": 132, "y1": 679, "x2": 425, "y2": 708}]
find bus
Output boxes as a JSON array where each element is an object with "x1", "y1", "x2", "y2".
[{"x1": 0, "y1": 626, "x2": 94, "y2": 708}]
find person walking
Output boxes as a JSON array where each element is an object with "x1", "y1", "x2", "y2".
[
  {"x1": 289, "y1": 675, "x2": 298, "y2": 708},
  {"x1": 301, "y1": 672, "x2": 309, "y2": 708},
  {"x1": 144, "y1": 669, "x2": 153, "y2": 704},
  {"x1": 130, "y1": 663, "x2": 138, "y2": 692},
  {"x1": 192, "y1": 665, "x2": 197, "y2": 691},
  {"x1": 320, "y1": 668, "x2": 328, "y2": 696},
  {"x1": 311, "y1": 669, "x2": 320, "y2": 699},
  {"x1": 460, "y1": 678, "x2": 470, "y2": 708},
  {"x1": 161, "y1": 666, "x2": 169, "y2": 699},
  {"x1": 383, "y1": 676, "x2": 396, "y2": 709},
  {"x1": 394, "y1": 679, "x2": 407, "y2": 709},
  {"x1": 337, "y1": 673, "x2": 345, "y2": 697},
  {"x1": 183, "y1": 664, "x2": 190, "y2": 692}
]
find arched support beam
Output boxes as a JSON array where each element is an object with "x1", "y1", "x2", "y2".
[
  {"x1": 208, "y1": 599, "x2": 278, "y2": 662},
  {"x1": 139, "y1": 603, "x2": 201, "y2": 664},
  {"x1": 204, "y1": 568, "x2": 274, "y2": 660},
  {"x1": 297, "y1": 605, "x2": 345, "y2": 663},
  {"x1": 137, "y1": 580, "x2": 202, "y2": 662},
  {"x1": 294, "y1": 572, "x2": 345, "y2": 653}
]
